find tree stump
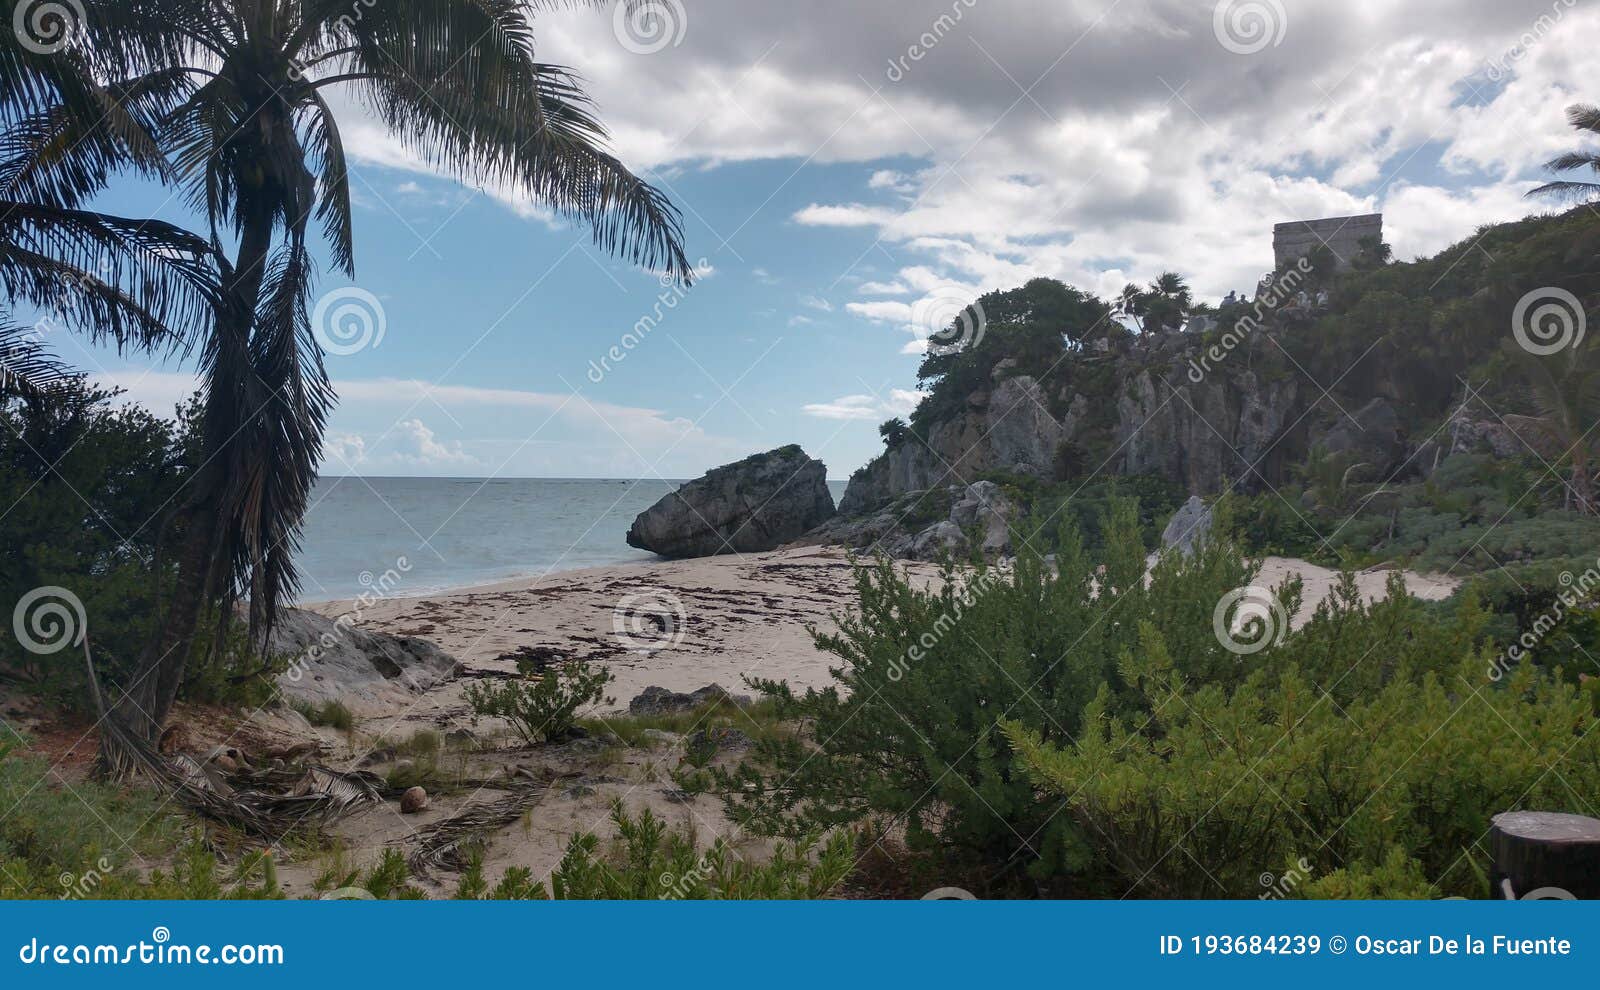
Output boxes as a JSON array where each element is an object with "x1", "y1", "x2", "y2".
[{"x1": 1489, "y1": 811, "x2": 1600, "y2": 899}]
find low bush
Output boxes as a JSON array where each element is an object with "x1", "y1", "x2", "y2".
[
  {"x1": 541, "y1": 802, "x2": 853, "y2": 900},
  {"x1": 463, "y1": 656, "x2": 613, "y2": 745},
  {"x1": 292, "y1": 698, "x2": 355, "y2": 731}
]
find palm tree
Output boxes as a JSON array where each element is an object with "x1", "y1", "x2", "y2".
[
  {"x1": 1143, "y1": 272, "x2": 1192, "y2": 333},
  {"x1": 2, "y1": 3, "x2": 216, "y2": 399},
  {"x1": 1528, "y1": 103, "x2": 1600, "y2": 203},
  {"x1": 1506, "y1": 347, "x2": 1600, "y2": 516},
  {"x1": 49, "y1": 0, "x2": 692, "y2": 765},
  {"x1": 1113, "y1": 283, "x2": 1146, "y2": 332}
]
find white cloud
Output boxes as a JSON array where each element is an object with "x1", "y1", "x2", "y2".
[
  {"x1": 858, "y1": 280, "x2": 909, "y2": 295},
  {"x1": 803, "y1": 388, "x2": 925, "y2": 421},
  {"x1": 91, "y1": 371, "x2": 750, "y2": 478},
  {"x1": 395, "y1": 418, "x2": 475, "y2": 468}
]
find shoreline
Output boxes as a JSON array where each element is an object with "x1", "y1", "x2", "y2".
[
  {"x1": 292, "y1": 551, "x2": 673, "y2": 608},
  {"x1": 299, "y1": 546, "x2": 1462, "y2": 727},
  {"x1": 301, "y1": 545, "x2": 905, "y2": 720}
]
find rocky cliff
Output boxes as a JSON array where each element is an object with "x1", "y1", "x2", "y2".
[{"x1": 841, "y1": 333, "x2": 1349, "y2": 513}]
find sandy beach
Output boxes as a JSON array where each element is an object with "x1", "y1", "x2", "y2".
[
  {"x1": 304, "y1": 547, "x2": 1461, "y2": 732},
  {"x1": 305, "y1": 545, "x2": 911, "y2": 724}
]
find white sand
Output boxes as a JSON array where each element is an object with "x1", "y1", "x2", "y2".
[
  {"x1": 308, "y1": 545, "x2": 903, "y2": 722},
  {"x1": 310, "y1": 547, "x2": 1460, "y2": 728}
]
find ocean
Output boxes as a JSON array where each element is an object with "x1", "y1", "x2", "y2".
[{"x1": 293, "y1": 476, "x2": 849, "y2": 603}]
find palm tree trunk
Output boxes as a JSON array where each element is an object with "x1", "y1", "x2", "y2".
[
  {"x1": 99, "y1": 199, "x2": 276, "y2": 775},
  {"x1": 1574, "y1": 445, "x2": 1594, "y2": 515}
]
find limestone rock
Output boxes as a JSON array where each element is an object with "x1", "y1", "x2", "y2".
[
  {"x1": 270, "y1": 608, "x2": 458, "y2": 712},
  {"x1": 626, "y1": 445, "x2": 835, "y2": 558},
  {"x1": 628, "y1": 684, "x2": 751, "y2": 716},
  {"x1": 1161, "y1": 495, "x2": 1212, "y2": 555},
  {"x1": 1314, "y1": 397, "x2": 1406, "y2": 478},
  {"x1": 799, "y1": 480, "x2": 1020, "y2": 561}
]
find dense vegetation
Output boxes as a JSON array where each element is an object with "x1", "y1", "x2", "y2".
[
  {"x1": 698, "y1": 501, "x2": 1600, "y2": 897},
  {"x1": 0, "y1": 379, "x2": 275, "y2": 712},
  {"x1": 870, "y1": 207, "x2": 1600, "y2": 581}
]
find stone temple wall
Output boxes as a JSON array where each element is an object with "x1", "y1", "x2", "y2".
[{"x1": 1273, "y1": 214, "x2": 1383, "y2": 272}]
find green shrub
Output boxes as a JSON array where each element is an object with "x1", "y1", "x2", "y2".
[
  {"x1": 543, "y1": 802, "x2": 853, "y2": 900},
  {"x1": 463, "y1": 656, "x2": 613, "y2": 745},
  {"x1": 1, "y1": 381, "x2": 279, "y2": 713},
  {"x1": 292, "y1": 698, "x2": 355, "y2": 731},
  {"x1": 703, "y1": 498, "x2": 1263, "y2": 891},
  {"x1": 1002, "y1": 600, "x2": 1600, "y2": 898},
  {"x1": 0, "y1": 740, "x2": 279, "y2": 899}
]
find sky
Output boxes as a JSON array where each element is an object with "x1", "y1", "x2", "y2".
[{"x1": 62, "y1": 0, "x2": 1599, "y2": 480}]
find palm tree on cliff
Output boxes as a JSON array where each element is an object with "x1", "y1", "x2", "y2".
[
  {"x1": 1146, "y1": 271, "x2": 1192, "y2": 333},
  {"x1": 57, "y1": 0, "x2": 692, "y2": 770},
  {"x1": 1528, "y1": 104, "x2": 1600, "y2": 203},
  {"x1": 1506, "y1": 347, "x2": 1600, "y2": 516}
]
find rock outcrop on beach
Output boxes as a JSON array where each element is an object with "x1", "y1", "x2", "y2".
[
  {"x1": 626, "y1": 445, "x2": 835, "y2": 558},
  {"x1": 1161, "y1": 495, "x2": 1212, "y2": 555},
  {"x1": 270, "y1": 607, "x2": 459, "y2": 711},
  {"x1": 799, "y1": 480, "x2": 1020, "y2": 560}
]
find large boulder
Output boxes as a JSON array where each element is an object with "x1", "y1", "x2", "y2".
[
  {"x1": 1161, "y1": 495, "x2": 1212, "y2": 555},
  {"x1": 270, "y1": 607, "x2": 458, "y2": 711},
  {"x1": 626, "y1": 445, "x2": 835, "y2": 558}
]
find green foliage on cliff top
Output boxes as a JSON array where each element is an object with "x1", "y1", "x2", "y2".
[{"x1": 895, "y1": 206, "x2": 1600, "y2": 488}]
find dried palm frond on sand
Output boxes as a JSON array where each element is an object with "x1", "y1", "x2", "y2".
[
  {"x1": 405, "y1": 769, "x2": 575, "y2": 876},
  {"x1": 84, "y1": 642, "x2": 380, "y2": 839}
]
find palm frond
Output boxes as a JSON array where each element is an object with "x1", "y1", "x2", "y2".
[
  {"x1": 1529, "y1": 104, "x2": 1600, "y2": 202},
  {"x1": 0, "y1": 309, "x2": 72, "y2": 396},
  {"x1": 0, "y1": 200, "x2": 217, "y2": 353},
  {"x1": 202, "y1": 244, "x2": 331, "y2": 645},
  {"x1": 319, "y1": 0, "x2": 692, "y2": 280},
  {"x1": 1565, "y1": 103, "x2": 1600, "y2": 135}
]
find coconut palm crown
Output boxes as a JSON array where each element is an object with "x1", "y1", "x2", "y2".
[
  {"x1": 1528, "y1": 103, "x2": 1600, "y2": 203},
  {"x1": 18, "y1": 0, "x2": 692, "y2": 757}
]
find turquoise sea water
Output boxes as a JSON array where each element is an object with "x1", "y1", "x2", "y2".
[{"x1": 293, "y1": 476, "x2": 849, "y2": 603}]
